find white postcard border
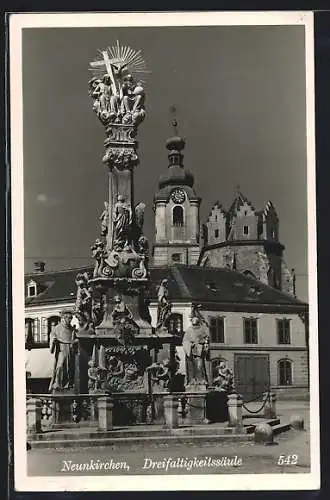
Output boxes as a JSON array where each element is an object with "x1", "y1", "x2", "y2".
[{"x1": 9, "y1": 10, "x2": 320, "y2": 492}]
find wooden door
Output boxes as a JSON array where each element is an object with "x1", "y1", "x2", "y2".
[{"x1": 234, "y1": 354, "x2": 270, "y2": 402}]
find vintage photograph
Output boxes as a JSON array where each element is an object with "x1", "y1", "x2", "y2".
[{"x1": 10, "y1": 11, "x2": 319, "y2": 491}]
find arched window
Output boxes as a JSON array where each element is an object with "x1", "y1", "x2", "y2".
[
  {"x1": 168, "y1": 313, "x2": 183, "y2": 336},
  {"x1": 172, "y1": 253, "x2": 182, "y2": 263},
  {"x1": 278, "y1": 359, "x2": 293, "y2": 386},
  {"x1": 173, "y1": 206, "x2": 184, "y2": 226}
]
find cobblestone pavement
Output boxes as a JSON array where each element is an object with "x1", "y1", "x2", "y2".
[{"x1": 27, "y1": 401, "x2": 312, "y2": 476}]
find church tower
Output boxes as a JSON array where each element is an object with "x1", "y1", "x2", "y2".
[{"x1": 152, "y1": 124, "x2": 201, "y2": 267}]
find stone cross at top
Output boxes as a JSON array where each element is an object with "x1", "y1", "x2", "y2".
[{"x1": 90, "y1": 50, "x2": 120, "y2": 96}]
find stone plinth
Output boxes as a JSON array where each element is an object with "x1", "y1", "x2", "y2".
[
  {"x1": 227, "y1": 393, "x2": 243, "y2": 428},
  {"x1": 98, "y1": 395, "x2": 114, "y2": 431},
  {"x1": 290, "y1": 414, "x2": 304, "y2": 430},
  {"x1": 185, "y1": 385, "x2": 207, "y2": 424},
  {"x1": 263, "y1": 391, "x2": 277, "y2": 419},
  {"x1": 163, "y1": 394, "x2": 179, "y2": 429},
  {"x1": 27, "y1": 398, "x2": 42, "y2": 434}
]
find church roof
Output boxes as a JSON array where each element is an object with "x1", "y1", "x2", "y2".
[{"x1": 25, "y1": 264, "x2": 307, "y2": 312}]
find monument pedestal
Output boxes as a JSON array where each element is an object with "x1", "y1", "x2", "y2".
[{"x1": 185, "y1": 384, "x2": 207, "y2": 424}]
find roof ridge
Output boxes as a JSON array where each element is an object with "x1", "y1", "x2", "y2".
[{"x1": 25, "y1": 264, "x2": 93, "y2": 277}]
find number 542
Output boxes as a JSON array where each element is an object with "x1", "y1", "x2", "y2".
[{"x1": 277, "y1": 455, "x2": 298, "y2": 465}]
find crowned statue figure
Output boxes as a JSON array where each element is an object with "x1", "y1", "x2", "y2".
[{"x1": 182, "y1": 316, "x2": 210, "y2": 386}]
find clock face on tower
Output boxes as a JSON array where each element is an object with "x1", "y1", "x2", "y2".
[{"x1": 171, "y1": 188, "x2": 186, "y2": 204}]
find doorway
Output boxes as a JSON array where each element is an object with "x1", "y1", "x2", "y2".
[{"x1": 234, "y1": 354, "x2": 270, "y2": 402}]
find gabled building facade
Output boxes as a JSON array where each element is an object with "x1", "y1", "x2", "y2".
[{"x1": 199, "y1": 191, "x2": 296, "y2": 296}]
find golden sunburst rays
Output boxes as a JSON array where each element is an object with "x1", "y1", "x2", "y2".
[{"x1": 89, "y1": 41, "x2": 151, "y2": 81}]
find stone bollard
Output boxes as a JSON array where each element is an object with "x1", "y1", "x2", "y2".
[
  {"x1": 263, "y1": 391, "x2": 277, "y2": 419},
  {"x1": 26, "y1": 398, "x2": 42, "y2": 434},
  {"x1": 227, "y1": 393, "x2": 243, "y2": 428},
  {"x1": 254, "y1": 422, "x2": 274, "y2": 445},
  {"x1": 290, "y1": 415, "x2": 304, "y2": 430},
  {"x1": 97, "y1": 396, "x2": 114, "y2": 431},
  {"x1": 163, "y1": 394, "x2": 179, "y2": 429}
]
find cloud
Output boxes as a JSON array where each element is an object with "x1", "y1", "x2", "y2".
[{"x1": 36, "y1": 193, "x2": 61, "y2": 207}]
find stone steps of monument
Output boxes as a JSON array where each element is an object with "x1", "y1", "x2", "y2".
[
  {"x1": 28, "y1": 419, "x2": 287, "y2": 450},
  {"x1": 31, "y1": 423, "x2": 248, "y2": 441},
  {"x1": 28, "y1": 432, "x2": 255, "y2": 450},
  {"x1": 272, "y1": 422, "x2": 292, "y2": 435}
]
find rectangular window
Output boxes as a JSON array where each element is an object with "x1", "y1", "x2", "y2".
[
  {"x1": 209, "y1": 316, "x2": 225, "y2": 343},
  {"x1": 172, "y1": 253, "x2": 181, "y2": 262},
  {"x1": 243, "y1": 318, "x2": 258, "y2": 344},
  {"x1": 215, "y1": 229, "x2": 219, "y2": 238},
  {"x1": 243, "y1": 225, "x2": 249, "y2": 235},
  {"x1": 32, "y1": 319, "x2": 42, "y2": 344},
  {"x1": 277, "y1": 319, "x2": 291, "y2": 344}
]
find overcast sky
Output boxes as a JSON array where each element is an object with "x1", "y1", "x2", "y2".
[{"x1": 22, "y1": 25, "x2": 309, "y2": 300}]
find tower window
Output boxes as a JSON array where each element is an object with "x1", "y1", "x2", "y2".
[
  {"x1": 278, "y1": 359, "x2": 293, "y2": 385},
  {"x1": 243, "y1": 225, "x2": 249, "y2": 236},
  {"x1": 243, "y1": 318, "x2": 258, "y2": 344},
  {"x1": 209, "y1": 317, "x2": 225, "y2": 343},
  {"x1": 277, "y1": 319, "x2": 291, "y2": 344},
  {"x1": 172, "y1": 253, "x2": 181, "y2": 263},
  {"x1": 173, "y1": 205, "x2": 184, "y2": 226},
  {"x1": 215, "y1": 229, "x2": 219, "y2": 238}
]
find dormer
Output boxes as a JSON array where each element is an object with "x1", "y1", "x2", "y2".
[{"x1": 27, "y1": 279, "x2": 38, "y2": 298}]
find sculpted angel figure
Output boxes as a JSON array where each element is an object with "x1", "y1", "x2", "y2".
[
  {"x1": 91, "y1": 238, "x2": 106, "y2": 278},
  {"x1": 99, "y1": 201, "x2": 109, "y2": 237},
  {"x1": 112, "y1": 195, "x2": 132, "y2": 250},
  {"x1": 75, "y1": 272, "x2": 92, "y2": 328},
  {"x1": 156, "y1": 279, "x2": 172, "y2": 329}
]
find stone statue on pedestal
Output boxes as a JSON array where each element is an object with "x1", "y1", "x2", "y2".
[
  {"x1": 156, "y1": 279, "x2": 172, "y2": 329},
  {"x1": 112, "y1": 195, "x2": 132, "y2": 250},
  {"x1": 182, "y1": 316, "x2": 210, "y2": 386},
  {"x1": 49, "y1": 310, "x2": 77, "y2": 392}
]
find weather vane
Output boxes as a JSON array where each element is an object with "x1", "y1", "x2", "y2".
[{"x1": 169, "y1": 105, "x2": 179, "y2": 136}]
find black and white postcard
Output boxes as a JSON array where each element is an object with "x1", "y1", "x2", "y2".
[{"x1": 9, "y1": 11, "x2": 320, "y2": 491}]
